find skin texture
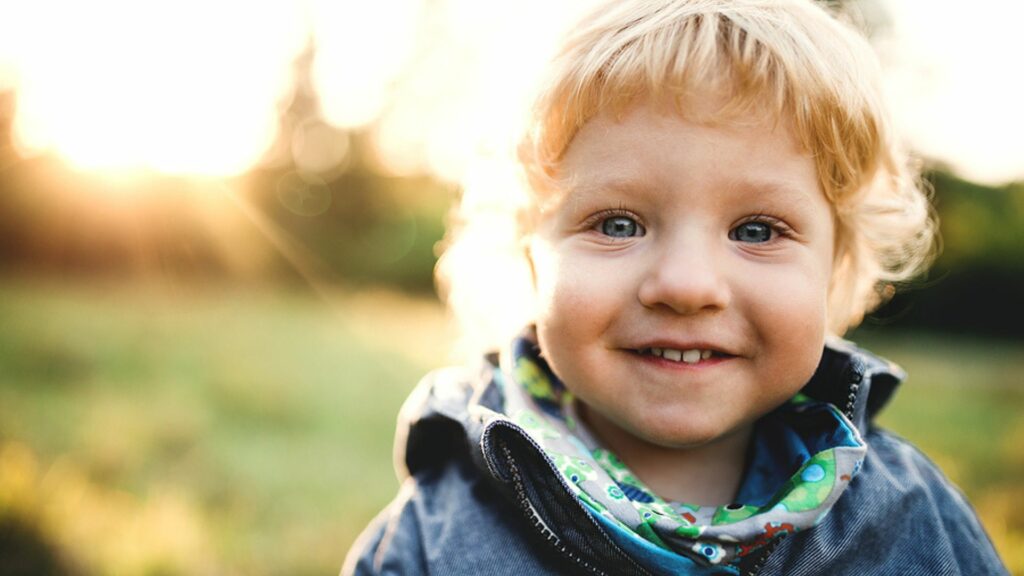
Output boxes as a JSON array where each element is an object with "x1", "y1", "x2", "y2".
[{"x1": 527, "y1": 98, "x2": 836, "y2": 505}]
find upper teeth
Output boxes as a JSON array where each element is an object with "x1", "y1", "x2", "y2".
[{"x1": 646, "y1": 348, "x2": 715, "y2": 364}]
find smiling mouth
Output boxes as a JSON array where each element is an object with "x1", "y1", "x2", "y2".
[{"x1": 635, "y1": 347, "x2": 732, "y2": 365}]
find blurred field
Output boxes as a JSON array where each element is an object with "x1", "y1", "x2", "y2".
[{"x1": 0, "y1": 277, "x2": 1020, "y2": 575}]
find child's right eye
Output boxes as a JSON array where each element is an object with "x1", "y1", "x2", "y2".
[{"x1": 599, "y1": 215, "x2": 645, "y2": 238}]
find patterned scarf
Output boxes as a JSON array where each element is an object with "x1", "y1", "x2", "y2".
[{"x1": 500, "y1": 334, "x2": 867, "y2": 570}]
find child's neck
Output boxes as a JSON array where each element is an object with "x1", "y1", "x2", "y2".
[{"x1": 579, "y1": 403, "x2": 752, "y2": 506}]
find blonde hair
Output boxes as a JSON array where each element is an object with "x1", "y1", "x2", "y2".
[{"x1": 438, "y1": 0, "x2": 937, "y2": 355}]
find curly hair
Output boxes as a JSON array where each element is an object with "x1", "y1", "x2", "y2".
[{"x1": 438, "y1": 0, "x2": 937, "y2": 355}]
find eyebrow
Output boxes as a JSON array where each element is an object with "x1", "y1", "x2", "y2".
[
  {"x1": 558, "y1": 173, "x2": 655, "y2": 200},
  {"x1": 562, "y1": 173, "x2": 819, "y2": 205},
  {"x1": 551, "y1": 175, "x2": 652, "y2": 216},
  {"x1": 723, "y1": 177, "x2": 824, "y2": 209}
]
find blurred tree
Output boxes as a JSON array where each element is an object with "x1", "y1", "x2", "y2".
[
  {"x1": 239, "y1": 38, "x2": 453, "y2": 292},
  {"x1": 0, "y1": 3, "x2": 1020, "y2": 330},
  {"x1": 0, "y1": 39, "x2": 453, "y2": 292},
  {"x1": 862, "y1": 170, "x2": 1024, "y2": 339}
]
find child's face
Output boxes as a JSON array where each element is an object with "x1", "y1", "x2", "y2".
[{"x1": 528, "y1": 99, "x2": 835, "y2": 452}]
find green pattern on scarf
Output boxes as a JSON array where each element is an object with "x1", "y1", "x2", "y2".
[{"x1": 504, "y1": 344, "x2": 867, "y2": 569}]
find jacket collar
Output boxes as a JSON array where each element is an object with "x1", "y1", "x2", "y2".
[
  {"x1": 395, "y1": 335, "x2": 904, "y2": 479},
  {"x1": 802, "y1": 336, "x2": 905, "y2": 434}
]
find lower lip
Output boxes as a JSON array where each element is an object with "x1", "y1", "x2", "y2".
[{"x1": 629, "y1": 350, "x2": 733, "y2": 370}]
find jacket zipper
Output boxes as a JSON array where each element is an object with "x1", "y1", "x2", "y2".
[
  {"x1": 741, "y1": 533, "x2": 787, "y2": 576},
  {"x1": 500, "y1": 442, "x2": 611, "y2": 576},
  {"x1": 842, "y1": 358, "x2": 864, "y2": 421}
]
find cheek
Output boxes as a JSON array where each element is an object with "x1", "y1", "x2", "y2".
[
  {"x1": 740, "y1": 257, "x2": 831, "y2": 379},
  {"x1": 532, "y1": 253, "x2": 596, "y2": 331},
  {"x1": 779, "y1": 266, "x2": 829, "y2": 334},
  {"x1": 531, "y1": 245, "x2": 633, "y2": 324},
  {"x1": 777, "y1": 285, "x2": 829, "y2": 387}
]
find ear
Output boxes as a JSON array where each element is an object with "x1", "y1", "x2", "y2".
[
  {"x1": 522, "y1": 234, "x2": 538, "y2": 289},
  {"x1": 516, "y1": 201, "x2": 542, "y2": 290}
]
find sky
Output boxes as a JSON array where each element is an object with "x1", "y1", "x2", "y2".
[
  {"x1": 0, "y1": 0, "x2": 1020, "y2": 185},
  {"x1": 877, "y1": 0, "x2": 1024, "y2": 184}
]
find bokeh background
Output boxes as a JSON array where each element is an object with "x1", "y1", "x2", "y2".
[{"x1": 0, "y1": 1, "x2": 1022, "y2": 574}]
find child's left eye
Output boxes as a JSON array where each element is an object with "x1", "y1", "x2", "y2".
[{"x1": 729, "y1": 221, "x2": 774, "y2": 243}]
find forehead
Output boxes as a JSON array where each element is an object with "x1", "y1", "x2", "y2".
[{"x1": 547, "y1": 99, "x2": 823, "y2": 211}]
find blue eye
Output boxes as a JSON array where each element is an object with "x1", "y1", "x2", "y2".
[
  {"x1": 730, "y1": 221, "x2": 773, "y2": 243},
  {"x1": 600, "y1": 216, "x2": 643, "y2": 238}
]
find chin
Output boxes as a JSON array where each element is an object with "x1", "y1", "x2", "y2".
[{"x1": 631, "y1": 419, "x2": 741, "y2": 451}]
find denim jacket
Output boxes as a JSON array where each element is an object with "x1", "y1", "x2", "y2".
[{"x1": 342, "y1": 340, "x2": 1008, "y2": 575}]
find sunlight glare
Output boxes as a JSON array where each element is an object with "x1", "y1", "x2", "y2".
[
  {"x1": 879, "y1": 0, "x2": 1024, "y2": 184},
  {"x1": 6, "y1": 0, "x2": 307, "y2": 177},
  {"x1": 1, "y1": 0, "x2": 1020, "y2": 184},
  {"x1": 370, "y1": 0, "x2": 599, "y2": 182},
  {"x1": 309, "y1": 0, "x2": 422, "y2": 130}
]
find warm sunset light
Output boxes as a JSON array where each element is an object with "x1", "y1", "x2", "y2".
[
  {"x1": 365, "y1": 0, "x2": 1024, "y2": 186},
  {"x1": 3, "y1": 1, "x2": 308, "y2": 176},
  {"x1": 1, "y1": 4, "x2": 1022, "y2": 576},
  {"x1": 368, "y1": 0, "x2": 596, "y2": 182},
  {"x1": 879, "y1": 0, "x2": 1024, "y2": 184},
  {"x1": 0, "y1": 1, "x2": 1020, "y2": 183},
  {"x1": 309, "y1": 0, "x2": 422, "y2": 130}
]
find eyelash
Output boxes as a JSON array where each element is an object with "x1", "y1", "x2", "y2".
[
  {"x1": 582, "y1": 210, "x2": 793, "y2": 234},
  {"x1": 733, "y1": 214, "x2": 795, "y2": 239},
  {"x1": 583, "y1": 208, "x2": 645, "y2": 237},
  {"x1": 578, "y1": 209, "x2": 797, "y2": 248}
]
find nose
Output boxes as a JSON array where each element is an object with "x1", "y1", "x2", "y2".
[{"x1": 637, "y1": 232, "x2": 731, "y2": 314}]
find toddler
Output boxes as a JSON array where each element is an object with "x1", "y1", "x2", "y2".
[{"x1": 344, "y1": 0, "x2": 1007, "y2": 574}]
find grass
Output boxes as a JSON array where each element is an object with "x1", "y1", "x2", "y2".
[
  {"x1": 856, "y1": 330, "x2": 1024, "y2": 573},
  {"x1": 0, "y1": 277, "x2": 453, "y2": 575},
  {"x1": 0, "y1": 277, "x2": 1020, "y2": 574}
]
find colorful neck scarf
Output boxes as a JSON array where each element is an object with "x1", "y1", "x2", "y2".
[{"x1": 500, "y1": 335, "x2": 867, "y2": 570}]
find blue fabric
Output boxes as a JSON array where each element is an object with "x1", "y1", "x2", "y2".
[
  {"x1": 591, "y1": 510, "x2": 738, "y2": 576},
  {"x1": 343, "y1": 342, "x2": 1009, "y2": 576},
  {"x1": 503, "y1": 335, "x2": 868, "y2": 568},
  {"x1": 736, "y1": 402, "x2": 862, "y2": 506}
]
